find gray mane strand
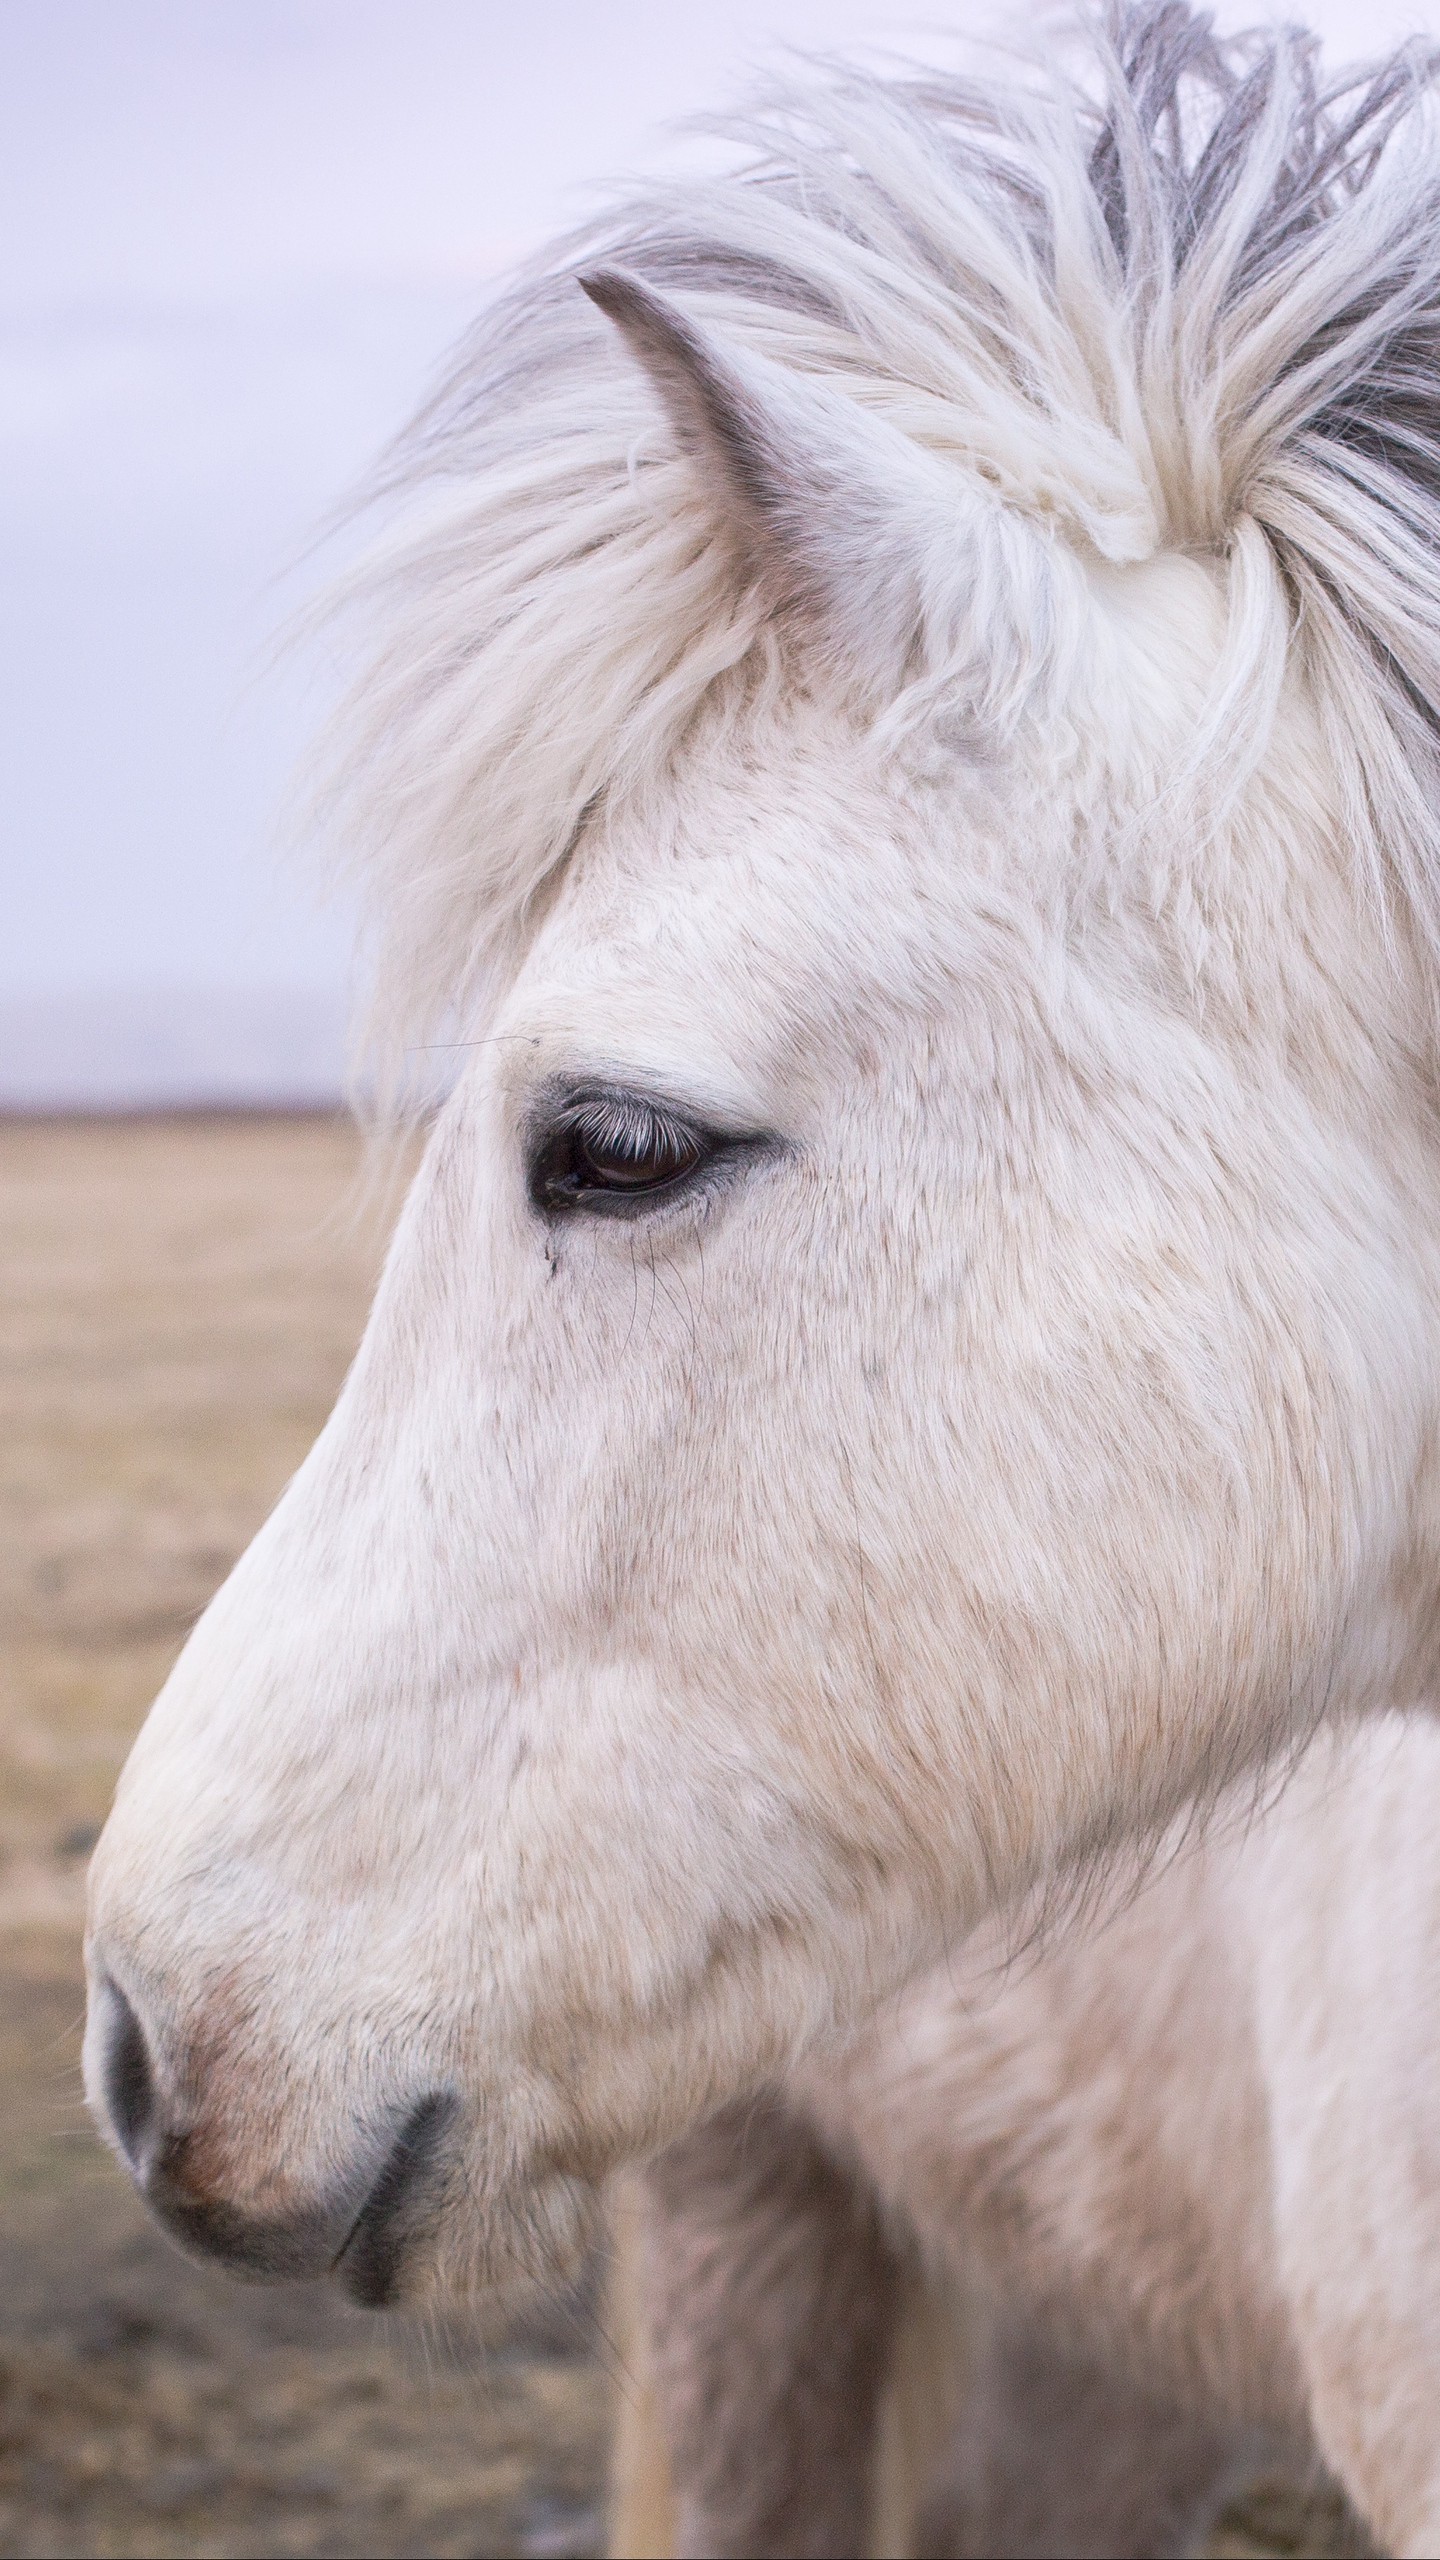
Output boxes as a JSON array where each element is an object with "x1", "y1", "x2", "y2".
[{"x1": 311, "y1": 4, "x2": 1440, "y2": 1089}]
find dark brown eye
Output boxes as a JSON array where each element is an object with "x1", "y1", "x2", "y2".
[{"x1": 530, "y1": 1089, "x2": 708, "y2": 1213}]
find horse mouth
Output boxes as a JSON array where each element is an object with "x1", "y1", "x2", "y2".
[
  {"x1": 332, "y1": 2090, "x2": 460, "y2": 2307},
  {"x1": 96, "y1": 1988, "x2": 463, "y2": 2302}
]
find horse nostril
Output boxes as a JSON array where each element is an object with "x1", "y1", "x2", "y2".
[{"x1": 102, "y1": 1982, "x2": 157, "y2": 2168}]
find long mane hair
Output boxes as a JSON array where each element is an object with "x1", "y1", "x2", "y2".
[{"x1": 311, "y1": 4, "x2": 1440, "y2": 1091}]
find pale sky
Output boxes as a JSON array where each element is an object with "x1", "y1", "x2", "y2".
[{"x1": 0, "y1": 0, "x2": 1428, "y2": 1096}]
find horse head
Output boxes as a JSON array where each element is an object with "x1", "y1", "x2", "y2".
[{"x1": 86, "y1": 6, "x2": 1440, "y2": 2305}]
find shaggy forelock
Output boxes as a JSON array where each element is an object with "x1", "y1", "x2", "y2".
[{"x1": 310, "y1": 2, "x2": 1440, "y2": 1094}]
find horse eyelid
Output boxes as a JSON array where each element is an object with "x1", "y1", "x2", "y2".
[{"x1": 526, "y1": 1084, "x2": 780, "y2": 1216}]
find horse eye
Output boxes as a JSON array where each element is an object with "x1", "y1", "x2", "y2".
[{"x1": 531, "y1": 1091, "x2": 708, "y2": 1213}]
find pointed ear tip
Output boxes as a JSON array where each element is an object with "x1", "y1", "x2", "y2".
[{"x1": 577, "y1": 266, "x2": 641, "y2": 321}]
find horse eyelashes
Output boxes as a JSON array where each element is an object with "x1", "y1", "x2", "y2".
[
  {"x1": 529, "y1": 1088, "x2": 709, "y2": 1213},
  {"x1": 578, "y1": 1096, "x2": 698, "y2": 1179}
]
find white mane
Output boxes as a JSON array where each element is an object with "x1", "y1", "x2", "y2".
[{"x1": 312, "y1": 3, "x2": 1440, "y2": 1092}]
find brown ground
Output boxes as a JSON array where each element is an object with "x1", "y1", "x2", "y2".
[{"x1": 0, "y1": 1114, "x2": 1369, "y2": 2559}]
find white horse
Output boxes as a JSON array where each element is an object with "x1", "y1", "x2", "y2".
[
  {"x1": 82, "y1": 2, "x2": 1440, "y2": 2542},
  {"x1": 616, "y1": 1711, "x2": 1440, "y2": 2557}
]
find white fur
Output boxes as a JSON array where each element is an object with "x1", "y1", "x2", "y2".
[
  {"x1": 616, "y1": 1716, "x2": 1440, "y2": 2555},
  {"x1": 781, "y1": 1712, "x2": 1440, "y2": 2555},
  {"x1": 80, "y1": 2, "x2": 1440, "y2": 2432}
]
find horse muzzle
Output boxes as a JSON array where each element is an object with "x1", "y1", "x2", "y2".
[{"x1": 86, "y1": 1971, "x2": 459, "y2": 2307}]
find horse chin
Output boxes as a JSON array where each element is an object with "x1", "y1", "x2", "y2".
[{"x1": 392, "y1": 2158, "x2": 601, "y2": 2316}]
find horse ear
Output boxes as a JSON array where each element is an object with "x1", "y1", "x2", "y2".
[
  {"x1": 579, "y1": 267, "x2": 800, "y2": 565},
  {"x1": 578, "y1": 266, "x2": 1056, "y2": 711}
]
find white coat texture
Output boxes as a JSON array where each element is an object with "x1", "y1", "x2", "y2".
[
  {"x1": 617, "y1": 1716, "x2": 1440, "y2": 2556},
  {"x1": 80, "y1": 8, "x2": 1440, "y2": 2547}
]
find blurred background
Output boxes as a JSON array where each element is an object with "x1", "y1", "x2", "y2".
[{"x1": 0, "y1": 2, "x2": 1427, "y2": 2554}]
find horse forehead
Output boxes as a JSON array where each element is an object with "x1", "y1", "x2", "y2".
[
  {"x1": 517, "y1": 870, "x2": 938, "y2": 1092},
  {"x1": 534, "y1": 760, "x2": 988, "y2": 1011}
]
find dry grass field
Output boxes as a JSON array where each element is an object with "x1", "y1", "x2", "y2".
[{"x1": 0, "y1": 1113, "x2": 1369, "y2": 2559}]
